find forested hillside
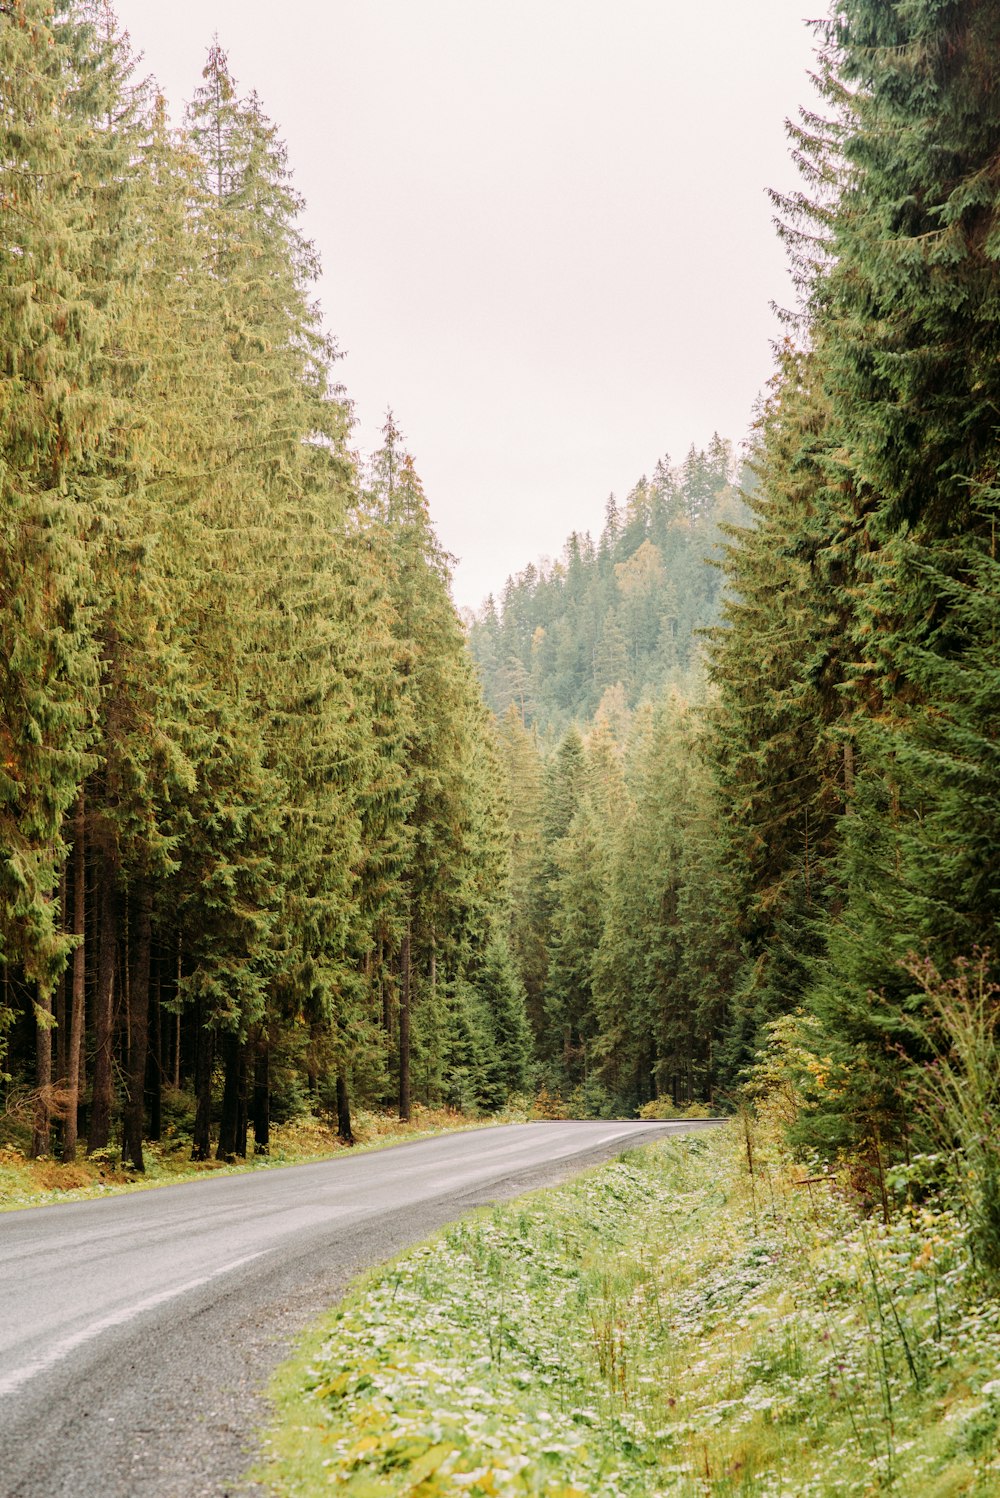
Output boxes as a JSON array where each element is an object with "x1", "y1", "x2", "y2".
[
  {"x1": 0, "y1": 4, "x2": 530, "y2": 1167},
  {"x1": 467, "y1": 438, "x2": 745, "y2": 735}
]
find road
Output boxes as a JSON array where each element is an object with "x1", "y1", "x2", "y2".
[{"x1": 0, "y1": 1118, "x2": 715, "y2": 1497}]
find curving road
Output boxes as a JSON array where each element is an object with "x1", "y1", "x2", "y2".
[{"x1": 0, "y1": 1118, "x2": 716, "y2": 1497}]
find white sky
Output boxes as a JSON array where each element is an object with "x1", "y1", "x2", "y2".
[{"x1": 112, "y1": 1, "x2": 821, "y2": 608}]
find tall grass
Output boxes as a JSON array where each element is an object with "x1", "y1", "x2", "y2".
[{"x1": 905, "y1": 951, "x2": 1000, "y2": 1283}]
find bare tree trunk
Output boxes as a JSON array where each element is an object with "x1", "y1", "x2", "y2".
[
  {"x1": 87, "y1": 847, "x2": 119, "y2": 1153},
  {"x1": 380, "y1": 937, "x2": 391, "y2": 1036},
  {"x1": 173, "y1": 937, "x2": 182, "y2": 1090},
  {"x1": 252, "y1": 1040, "x2": 270, "y2": 1155},
  {"x1": 398, "y1": 926, "x2": 411, "y2": 1122},
  {"x1": 148, "y1": 956, "x2": 162, "y2": 1142},
  {"x1": 31, "y1": 986, "x2": 52, "y2": 1158},
  {"x1": 192, "y1": 1009, "x2": 214, "y2": 1161},
  {"x1": 63, "y1": 795, "x2": 87, "y2": 1162},
  {"x1": 235, "y1": 1038, "x2": 249, "y2": 1159},
  {"x1": 122, "y1": 884, "x2": 153, "y2": 1171},
  {"x1": 77, "y1": 1000, "x2": 87, "y2": 1142},
  {"x1": 54, "y1": 867, "x2": 68, "y2": 1090},
  {"x1": 336, "y1": 1068, "x2": 354, "y2": 1144},
  {"x1": 216, "y1": 1031, "x2": 242, "y2": 1161}
]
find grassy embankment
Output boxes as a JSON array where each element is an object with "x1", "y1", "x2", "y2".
[
  {"x1": 256, "y1": 1121, "x2": 1000, "y2": 1497},
  {"x1": 0, "y1": 1103, "x2": 515, "y2": 1212}
]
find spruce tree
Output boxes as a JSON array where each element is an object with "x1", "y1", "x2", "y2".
[
  {"x1": 800, "y1": 0, "x2": 1000, "y2": 1146},
  {"x1": 707, "y1": 347, "x2": 848, "y2": 1081}
]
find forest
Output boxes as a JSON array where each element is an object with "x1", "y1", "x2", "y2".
[
  {"x1": 4, "y1": 0, "x2": 1000, "y2": 1239},
  {"x1": 467, "y1": 435, "x2": 745, "y2": 733},
  {"x1": 0, "y1": 2, "x2": 531, "y2": 1169}
]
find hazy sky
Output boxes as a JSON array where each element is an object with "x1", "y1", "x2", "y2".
[{"x1": 112, "y1": 1, "x2": 820, "y2": 608}]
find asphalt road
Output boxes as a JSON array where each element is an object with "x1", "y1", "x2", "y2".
[{"x1": 0, "y1": 1118, "x2": 716, "y2": 1497}]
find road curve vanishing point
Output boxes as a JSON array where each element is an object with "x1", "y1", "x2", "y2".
[{"x1": 0, "y1": 1118, "x2": 719, "y2": 1498}]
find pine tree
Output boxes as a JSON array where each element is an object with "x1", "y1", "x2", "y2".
[
  {"x1": 0, "y1": 2, "x2": 141, "y2": 1145},
  {"x1": 494, "y1": 707, "x2": 547, "y2": 1036},
  {"x1": 706, "y1": 347, "x2": 848, "y2": 1082},
  {"x1": 179, "y1": 42, "x2": 356, "y2": 1158},
  {"x1": 593, "y1": 693, "x2": 729, "y2": 1109},
  {"x1": 469, "y1": 936, "x2": 533, "y2": 1107},
  {"x1": 366, "y1": 419, "x2": 514, "y2": 1118}
]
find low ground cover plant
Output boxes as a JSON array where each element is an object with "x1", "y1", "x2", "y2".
[{"x1": 258, "y1": 1123, "x2": 1000, "y2": 1496}]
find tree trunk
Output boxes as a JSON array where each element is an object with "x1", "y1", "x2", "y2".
[
  {"x1": 398, "y1": 927, "x2": 411, "y2": 1122},
  {"x1": 31, "y1": 986, "x2": 52, "y2": 1158},
  {"x1": 428, "y1": 944, "x2": 437, "y2": 1107},
  {"x1": 77, "y1": 1002, "x2": 88, "y2": 1143},
  {"x1": 192, "y1": 1010, "x2": 214, "y2": 1161},
  {"x1": 54, "y1": 868, "x2": 68, "y2": 1090},
  {"x1": 148, "y1": 958, "x2": 162, "y2": 1142},
  {"x1": 122, "y1": 884, "x2": 153, "y2": 1171},
  {"x1": 235, "y1": 1038, "x2": 249, "y2": 1159},
  {"x1": 87, "y1": 847, "x2": 119, "y2": 1153},
  {"x1": 252, "y1": 1041, "x2": 270, "y2": 1155},
  {"x1": 173, "y1": 937, "x2": 182, "y2": 1090},
  {"x1": 63, "y1": 796, "x2": 86, "y2": 1162},
  {"x1": 380, "y1": 938, "x2": 391, "y2": 1036},
  {"x1": 336, "y1": 1068, "x2": 354, "y2": 1144},
  {"x1": 216, "y1": 1031, "x2": 241, "y2": 1161}
]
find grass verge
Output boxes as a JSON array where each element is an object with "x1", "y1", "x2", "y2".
[
  {"x1": 254, "y1": 1122, "x2": 1000, "y2": 1496},
  {"x1": 0, "y1": 1103, "x2": 518, "y2": 1212}
]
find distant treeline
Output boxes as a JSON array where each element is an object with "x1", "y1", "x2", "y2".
[{"x1": 467, "y1": 438, "x2": 746, "y2": 735}]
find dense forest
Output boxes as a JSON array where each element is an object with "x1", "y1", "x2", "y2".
[
  {"x1": 0, "y1": 3, "x2": 531, "y2": 1166},
  {"x1": 478, "y1": 0, "x2": 1000, "y2": 1178},
  {"x1": 705, "y1": 0, "x2": 1000, "y2": 1179},
  {"x1": 4, "y1": 0, "x2": 1000, "y2": 1219}
]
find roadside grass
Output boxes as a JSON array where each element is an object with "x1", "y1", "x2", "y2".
[
  {"x1": 255, "y1": 1122, "x2": 1000, "y2": 1496},
  {"x1": 0, "y1": 1103, "x2": 524, "y2": 1212}
]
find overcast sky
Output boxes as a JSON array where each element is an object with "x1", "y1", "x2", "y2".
[{"x1": 112, "y1": 1, "x2": 820, "y2": 608}]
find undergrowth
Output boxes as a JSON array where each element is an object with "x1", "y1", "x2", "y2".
[{"x1": 256, "y1": 1122, "x2": 1000, "y2": 1496}]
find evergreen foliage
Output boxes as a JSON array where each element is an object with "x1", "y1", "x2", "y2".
[
  {"x1": 0, "y1": 7, "x2": 527, "y2": 1159},
  {"x1": 704, "y1": 0, "x2": 1000, "y2": 1154},
  {"x1": 467, "y1": 442, "x2": 746, "y2": 736},
  {"x1": 6, "y1": 0, "x2": 1000, "y2": 1172}
]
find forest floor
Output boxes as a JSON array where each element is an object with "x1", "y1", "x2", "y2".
[
  {"x1": 254, "y1": 1121, "x2": 1000, "y2": 1497},
  {"x1": 0, "y1": 1103, "x2": 518, "y2": 1212}
]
